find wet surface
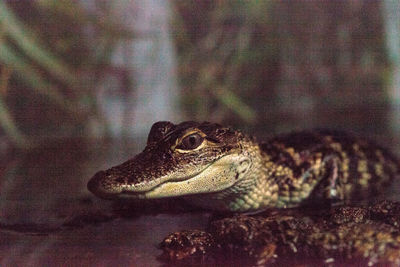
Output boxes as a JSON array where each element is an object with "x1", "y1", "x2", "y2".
[
  {"x1": 0, "y1": 121, "x2": 399, "y2": 266},
  {"x1": 0, "y1": 139, "x2": 210, "y2": 266}
]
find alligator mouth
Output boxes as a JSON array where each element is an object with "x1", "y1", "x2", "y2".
[
  {"x1": 118, "y1": 162, "x2": 216, "y2": 199},
  {"x1": 88, "y1": 159, "x2": 219, "y2": 200}
]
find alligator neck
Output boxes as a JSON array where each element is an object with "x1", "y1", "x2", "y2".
[{"x1": 185, "y1": 142, "x2": 279, "y2": 212}]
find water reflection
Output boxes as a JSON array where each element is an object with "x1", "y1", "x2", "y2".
[
  {"x1": 0, "y1": 138, "x2": 210, "y2": 266},
  {"x1": 0, "y1": 114, "x2": 399, "y2": 266}
]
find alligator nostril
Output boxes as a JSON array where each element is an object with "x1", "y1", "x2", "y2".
[{"x1": 87, "y1": 170, "x2": 106, "y2": 194}]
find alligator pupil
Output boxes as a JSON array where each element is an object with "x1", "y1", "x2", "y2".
[
  {"x1": 181, "y1": 133, "x2": 203, "y2": 149},
  {"x1": 189, "y1": 137, "x2": 196, "y2": 145}
]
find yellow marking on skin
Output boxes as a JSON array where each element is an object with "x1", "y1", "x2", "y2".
[
  {"x1": 262, "y1": 199, "x2": 270, "y2": 206},
  {"x1": 362, "y1": 172, "x2": 371, "y2": 179},
  {"x1": 374, "y1": 163, "x2": 384, "y2": 177},
  {"x1": 353, "y1": 143, "x2": 360, "y2": 151},
  {"x1": 242, "y1": 203, "x2": 250, "y2": 210},
  {"x1": 313, "y1": 159, "x2": 321, "y2": 171},
  {"x1": 276, "y1": 165, "x2": 293, "y2": 177},
  {"x1": 264, "y1": 161, "x2": 275, "y2": 170},
  {"x1": 279, "y1": 196, "x2": 290, "y2": 202},
  {"x1": 353, "y1": 143, "x2": 367, "y2": 158},
  {"x1": 342, "y1": 172, "x2": 349, "y2": 183},
  {"x1": 291, "y1": 179, "x2": 301, "y2": 189},
  {"x1": 314, "y1": 168, "x2": 321, "y2": 177},
  {"x1": 286, "y1": 147, "x2": 295, "y2": 155},
  {"x1": 315, "y1": 156, "x2": 322, "y2": 166},
  {"x1": 277, "y1": 167, "x2": 292, "y2": 177},
  {"x1": 262, "y1": 190, "x2": 271, "y2": 198},
  {"x1": 270, "y1": 192, "x2": 278, "y2": 202},
  {"x1": 345, "y1": 184, "x2": 353, "y2": 194},
  {"x1": 330, "y1": 142, "x2": 342, "y2": 151},
  {"x1": 339, "y1": 150, "x2": 350, "y2": 183},
  {"x1": 280, "y1": 189, "x2": 290, "y2": 196},
  {"x1": 341, "y1": 164, "x2": 349, "y2": 172},
  {"x1": 302, "y1": 183, "x2": 310, "y2": 192},
  {"x1": 357, "y1": 160, "x2": 368, "y2": 173},
  {"x1": 359, "y1": 172, "x2": 372, "y2": 187},
  {"x1": 262, "y1": 153, "x2": 271, "y2": 161},
  {"x1": 285, "y1": 147, "x2": 302, "y2": 165},
  {"x1": 341, "y1": 160, "x2": 349, "y2": 172}
]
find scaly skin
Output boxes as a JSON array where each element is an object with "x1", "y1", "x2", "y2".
[{"x1": 87, "y1": 121, "x2": 400, "y2": 212}]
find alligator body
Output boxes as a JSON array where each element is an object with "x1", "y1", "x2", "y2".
[{"x1": 87, "y1": 121, "x2": 400, "y2": 212}]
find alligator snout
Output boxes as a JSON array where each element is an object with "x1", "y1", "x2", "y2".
[{"x1": 87, "y1": 170, "x2": 125, "y2": 199}]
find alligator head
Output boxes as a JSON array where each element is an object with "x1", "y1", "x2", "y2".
[{"x1": 87, "y1": 121, "x2": 260, "y2": 205}]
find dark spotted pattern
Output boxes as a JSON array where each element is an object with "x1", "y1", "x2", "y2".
[{"x1": 260, "y1": 129, "x2": 400, "y2": 203}]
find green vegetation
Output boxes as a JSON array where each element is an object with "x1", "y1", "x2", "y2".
[
  {"x1": 0, "y1": 1, "x2": 394, "y2": 148},
  {"x1": 0, "y1": 1, "x2": 132, "y2": 148}
]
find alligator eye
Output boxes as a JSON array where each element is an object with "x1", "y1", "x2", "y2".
[{"x1": 177, "y1": 133, "x2": 204, "y2": 150}]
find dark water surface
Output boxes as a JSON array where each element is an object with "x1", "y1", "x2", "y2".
[
  {"x1": 0, "y1": 139, "x2": 210, "y2": 266},
  {"x1": 0, "y1": 120, "x2": 399, "y2": 266}
]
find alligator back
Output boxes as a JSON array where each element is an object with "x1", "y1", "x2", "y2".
[{"x1": 259, "y1": 129, "x2": 400, "y2": 203}]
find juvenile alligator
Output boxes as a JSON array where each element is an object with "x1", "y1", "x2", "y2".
[{"x1": 87, "y1": 121, "x2": 400, "y2": 212}]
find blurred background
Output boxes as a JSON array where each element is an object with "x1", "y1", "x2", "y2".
[
  {"x1": 0, "y1": 0, "x2": 399, "y2": 150},
  {"x1": 1, "y1": 1, "x2": 400, "y2": 266}
]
